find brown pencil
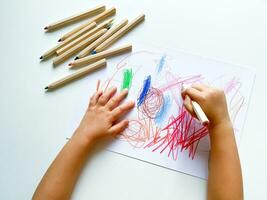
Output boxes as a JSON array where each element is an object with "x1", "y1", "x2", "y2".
[
  {"x1": 94, "y1": 14, "x2": 145, "y2": 53},
  {"x1": 58, "y1": 7, "x2": 116, "y2": 42},
  {"x1": 75, "y1": 19, "x2": 128, "y2": 59},
  {"x1": 53, "y1": 29, "x2": 107, "y2": 66},
  {"x1": 45, "y1": 59, "x2": 107, "y2": 90},
  {"x1": 56, "y1": 19, "x2": 113, "y2": 56},
  {"x1": 44, "y1": 5, "x2": 105, "y2": 32},
  {"x1": 69, "y1": 44, "x2": 132, "y2": 68},
  {"x1": 40, "y1": 22, "x2": 97, "y2": 60}
]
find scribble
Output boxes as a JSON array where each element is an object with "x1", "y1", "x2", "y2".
[
  {"x1": 138, "y1": 87, "x2": 164, "y2": 119},
  {"x1": 155, "y1": 95, "x2": 170, "y2": 125},
  {"x1": 145, "y1": 107, "x2": 209, "y2": 160},
  {"x1": 157, "y1": 55, "x2": 166, "y2": 73},
  {"x1": 120, "y1": 120, "x2": 149, "y2": 148},
  {"x1": 121, "y1": 68, "x2": 133, "y2": 91},
  {"x1": 102, "y1": 50, "x2": 247, "y2": 161},
  {"x1": 137, "y1": 75, "x2": 151, "y2": 106}
]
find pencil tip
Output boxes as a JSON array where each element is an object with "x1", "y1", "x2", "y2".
[
  {"x1": 58, "y1": 39, "x2": 62, "y2": 42},
  {"x1": 68, "y1": 63, "x2": 72, "y2": 66},
  {"x1": 45, "y1": 86, "x2": 49, "y2": 90},
  {"x1": 107, "y1": 23, "x2": 113, "y2": 29},
  {"x1": 40, "y1": 56, "x2": 43, "y2": 60},
  {"x1": 44, "y1": 27, "x2": 48, "y2": 30},
  {"x1": 74, "y1": 57, "x2": 79, "y2": 60},
  {"x1": 92, "y1": 51, "x2": 97, "y2": 55}
]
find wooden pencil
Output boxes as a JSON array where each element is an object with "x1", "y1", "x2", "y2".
[
  {"x1": 94, "y1": 14, "x2": 145, "y2": 53},
  {"x1": 76, "y1": 19, "x2": 128, "y2": 59},
  {"x1": 44, "y1": 5, "x2": 105, "y2": 32},
  {"x1": 40, "y1": 22, "x2": 97, "y2": 60},
  {"x1": 53, "y1": 29, "x2": 107, "y2": 66},
  {"x1": 69, "y1": 44, "x2": 132, "y2": 68},
  {"x1": 45, "y1": 59, "x2": 107, "y2": 90},
  {"x1": 58, "y1": 7, "x2": 116, "y2": 42},
  {"x1": 56, "y1": 19, "x2": 113, "y2": 56}
]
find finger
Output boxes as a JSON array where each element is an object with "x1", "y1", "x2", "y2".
[
  {"x1": 106, "y1": 89, "x2": 128, "y2": 110},
  {"x1": 94, "y1": 90, "x2": 103, "y2": 104},
  {"x1": 89, "y1": 90, "x2": 103, "y2": 106},
  {"x1": 109, "y1": 120, "x2": 129, "y2": 136},
  {"x1": 111, "y1": 101, "x2": 135, "y2": 121},
  {"x1": 191, "y1": 84, "x2": 208, "y2": 91},
  {"x1": 183, "y1": 95, "x2": 196, "y2": 118},
  {"x1": 89, "y1": 91, "x2": 102, "y2": 106},
  {"x1": 98, "y1": 87, "x2": 117, "y2": 105},
  {"x1": 181, "y1": 87, "x2": 203, "y2": 102}
]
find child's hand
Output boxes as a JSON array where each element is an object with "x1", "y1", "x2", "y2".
[
  {"x1": 75, "y1": 87, "x2": 135, "y2": 144},
  {"x1": 181, "y1": 84, "x2": 230, "y2": 127}
]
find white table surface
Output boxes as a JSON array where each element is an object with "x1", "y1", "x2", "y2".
[{"x1": 1, "y1": 0, "x2": 267, "y2": 199}]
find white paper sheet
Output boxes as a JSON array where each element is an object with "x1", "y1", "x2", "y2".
[{"x1": 70, "y1": 43, "x2": 255, "y2": 179}]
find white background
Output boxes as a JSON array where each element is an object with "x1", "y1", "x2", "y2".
[{"x1": 0, "y1": 0, "x2": 266, "y2": 199}]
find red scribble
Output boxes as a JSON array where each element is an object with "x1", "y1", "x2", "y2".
[
  {"x1": 145, "y1": 107, "x2": 209, "y2": 160},
  {"x1": 119, "y1": 120, "x2": 150, "y2": 148},
  {"x1": 224, "y1": 77, "x2": 245, "y2": 125},
  {"x1": 159, "y1": 73, "x2": 205, "y2": 92},
  {"x1": 138, "y1": 87, "x2": 164, "y2": 119}
]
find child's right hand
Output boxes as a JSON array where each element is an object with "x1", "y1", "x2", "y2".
[{"x1": 181, "y1": 84, "x2": 231, "y2": 127}]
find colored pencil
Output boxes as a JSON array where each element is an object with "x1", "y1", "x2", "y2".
[
  {"x1": 44, "y1": 5, "x2": 105, "y2": 32},
  {"x1": 53, "y1": 29, "x2": 107, "y2": 66},
  {"x1": 58, "y1": 7, "x2": 116, "y2": 42},
  {"x1": 40, "y1": 22, "x2": 97, "y2": 60},
  {"x1": 69, "y1": 44, "x2": 132, "y2": 68},
  {"x1": 94, "y1": 14, "x2": 145, "y2": 53},
  {"x1": 56, "y1": 19, "x2": 113, "y2": 56},
  {"x1": 76, "y1": 19, "x2": 128, "y2": 59},
  {"x1": 45, "y1": 59, "x2": 106, "y2": 90}
]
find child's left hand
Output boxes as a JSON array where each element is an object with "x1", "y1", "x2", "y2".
[{"x1": 75, "y1": 87, "x2": 135, "y2": 145}]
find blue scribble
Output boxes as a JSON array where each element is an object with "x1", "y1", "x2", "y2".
[
  {"x1": 157, "y1": 55, "x2": 166, "y2": 73},
  {"x1": 155, "y1": 95, "x2": 170, "y2": 124},
  {"x1": 137, "y1": 75, "x2": 151, "y2": 107}
]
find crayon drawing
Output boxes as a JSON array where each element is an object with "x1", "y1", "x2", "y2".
[{"x1": 99, "y1": 44, "x2": 255, "y2": 179}]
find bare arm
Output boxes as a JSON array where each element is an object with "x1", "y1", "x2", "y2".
[
  {"x1": 182, "y1": 84, "x2": 243, "y2": 200},
  {"x1": 33, "y1": 87, "x2": 134, "y2": 200}
]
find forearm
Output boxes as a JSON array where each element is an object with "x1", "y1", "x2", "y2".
[
  {"x1": 33, "y1": 88, "x2": 134, "y2": 200},
  {"x1": 208, "y1": 121, "x2": 243, "y2": 200},
  {"x1": 33, "y1": 132, "x2": 92, "y2": 200}
]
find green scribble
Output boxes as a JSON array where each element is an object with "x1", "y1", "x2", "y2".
[{"x1": 121, "y1": 68, "x2": 133, "y2": 91}]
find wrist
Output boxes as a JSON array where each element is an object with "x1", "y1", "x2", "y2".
[
  {"x1": 72, "y1": 129, "x2": 96, "y2": 150},
  {"x1": 208, "y1": 119, "x2": 234, "y2": 140},
  {"x1": 209, "y1": 114, "x2": 231, "y2": 129}
]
